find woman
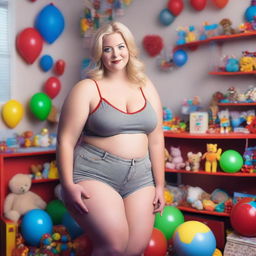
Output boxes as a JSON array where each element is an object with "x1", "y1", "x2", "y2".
[{"x1": 57, "y1": 21, "x2": 165, "y2": 256}]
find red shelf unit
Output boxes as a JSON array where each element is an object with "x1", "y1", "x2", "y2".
[
  {"x1": 209, "y1": 71, "x2": 256, "y2": 75},
  {"x1": 164, "y1": 131, "x2": 256, "y2": 139},
  {"x1": 165, "y1": 168, "x2": 256, "y2": 177},
  {"x1": 177, "y1": 206, "x2": 229, "y2": 217},
  {"x1": 0, "y1": 150, "x2": 57, "y2": 256},
  {"x1": 217, "y1": 102, "x2": 256, "y2": 106},
  {"x1": 174, "y1": 31, "x2": 256, "y2": 51}
]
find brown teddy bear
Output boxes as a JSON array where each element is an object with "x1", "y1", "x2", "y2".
[{"x1": 4, "y1": 173, "x2": 46, "y2": 222}]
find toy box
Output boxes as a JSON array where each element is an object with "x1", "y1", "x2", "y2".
[
  {"x1": 224, "y1": 232, "x2": 256, "y2": 256},
  {"x1": 189, "y1": 112, "x2": 208, "y2": 134}
]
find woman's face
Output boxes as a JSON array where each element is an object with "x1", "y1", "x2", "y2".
[{"x1": 101, "y1": 32, "x2": 129, "y2": 73}]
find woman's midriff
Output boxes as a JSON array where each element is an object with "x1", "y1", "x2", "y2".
[{"x1": 82, "y1": 133, "x2": 149, "y2": 159}]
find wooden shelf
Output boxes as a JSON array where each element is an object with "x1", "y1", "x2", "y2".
[
  {"x1": 217, "y1": 102, "x2": 256, "y2": 106},
  {"x1": 164, "y1": 131, "x2": 256, "y2": 139},
  {"x1": 174, "y1": 31, "x2": 256, "y2": 51},
  {"x1": 165, "y1": 168, "x2": 256, "y2": 177},
  {"x1": 177, "y1": 206, "x2": 230, "y2": 217},
  {"x1": 209, "y1": 71, "x2": 256, "y2": 75}
]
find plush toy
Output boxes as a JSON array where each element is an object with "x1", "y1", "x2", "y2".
[
  {"x1": 202, "y1": 144, "x2": 222, "y2": 173},
  {"x1": 186, "y1": 186, "x2": 211, "y2": 210},
  {"x1": 4, "y1": 173, "x2": 46, "y2": 222},
  {"x1": 166, "y1": 146, "x2": 186, "y2": 170},
  {"x1": 185, "y1": 152, "x2": 202, "y2": 172}
]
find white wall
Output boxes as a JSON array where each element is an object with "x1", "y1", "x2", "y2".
[
  {"x1": 118, "y1": 0, "x2": 255, "y2": 113},
  {"x1": 1, "y1": 0, "x2": 255, "y2": 135}
]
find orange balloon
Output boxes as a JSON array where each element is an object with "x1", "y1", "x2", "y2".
[
  {"x1": 213, "y1": 0, "x2": 229, "y2": 8},
  {"x1": 2, "y1": 100, "x2": 24, "y2": 128}
]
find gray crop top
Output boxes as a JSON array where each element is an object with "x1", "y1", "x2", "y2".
[{"x1": 83, "y1": 80, "x2": 157, "y2": 137}]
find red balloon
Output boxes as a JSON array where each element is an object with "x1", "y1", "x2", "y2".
[
  {"x1": 16, "y1": 28, "x2": 43, "y2": 64},
  {"x1": 190, "y1": 0, "x2": 207, "y2": 11},
  {"x1": 144, "y1": 228, "x2": 167, "y2": 256},
  {"x1": 43, "y1": 77, "x2": 61, "y2": 99},
  {"x1": 54, "y1": 59, "x2": 66, "y2": 76},
  {"x1": 167, "y1": 0, "x2": 184, "y2": 16},
  {"x1": 212, "y1": 0, "x2": 229, "y2": 8}
]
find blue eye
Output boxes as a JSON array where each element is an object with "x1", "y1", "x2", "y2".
[
  {"x1": 103, "y1": 47, "x2": 111, "y2": 53},
  {"x1": 119, "y1": 45, "x2": 125, "y2": 49}
]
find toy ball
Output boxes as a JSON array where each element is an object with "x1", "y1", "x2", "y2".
[
  {"x1": 154, "y1": 206, "x2": 184, "y2": 240},
  {"x1": 219, "y1": 150, "x2": 243, "y2": 173},
  {"x1": 21, "y1": 209, "x2": 53, "y2": 247},
  {"x1": 144, "y1": 228, "x2": 167, "y2": 256},
  {"x1": 62, "y1": 212, "x2": 84, "y2": 239},
  {"x1": 159, "y1": 8, "x2": 175, "y2": 26},
  {"x1": 173, "y1": 221, "x2": 216, "y2": 256},
  {"x1": 46, "y1": 199, "x2": 67, "y2": 225},
  {"x1": 245, "y1": 5, "x2": 256, "y2": 22},
  {"x1": 230, "y1": 200, "x2": 256, "y2": 237},
  {"x1": 173, "y1": 49, "x2": 188, "y2": 67}
]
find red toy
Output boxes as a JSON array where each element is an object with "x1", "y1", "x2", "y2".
[{"x1": 230, "y1": 200, "x2": 256, "y2": 237}]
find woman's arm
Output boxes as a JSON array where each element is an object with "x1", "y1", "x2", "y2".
[
  {"x1": 144, "y1": 79, "x2": 165, "y2": 213},
  {"x1": 56, "y1": 79, "x2": 95, "y2": 213}
]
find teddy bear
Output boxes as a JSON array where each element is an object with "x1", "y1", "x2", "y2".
[
  {"x1": 166, "y1": 146, "x2": 186, "y2": 170},
  {"x1": 185, "y1": 152, "x2": 202, "y2": 172},
  {"x1": 4, "y1": 173, "x2": 47, "y2": 222}
]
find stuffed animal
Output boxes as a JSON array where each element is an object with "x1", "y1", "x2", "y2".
[
  {"x1": 4, "y1": 173, "x2": 46, "y2": 222},
  {"x1": 202, "y1": 144, "x2": 222, "y2": 173},
  {"x1": 185, "y1": 152, "x2": 202, "y2": 172},
  {"x1": 166, "y1": 146, "x2": 186, "y2": 170}
]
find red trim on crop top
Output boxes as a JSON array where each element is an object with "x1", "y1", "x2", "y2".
[{"x1": 90, "y1": 80, "x2": 147, "y2": 115}]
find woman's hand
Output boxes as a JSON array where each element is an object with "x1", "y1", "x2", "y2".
[
  {"x1": 153, "y1": 185, "x2": 165, "y2": 215},
  {"x1": 61, "y1": 183, "x2": 90, "y2": 214}
]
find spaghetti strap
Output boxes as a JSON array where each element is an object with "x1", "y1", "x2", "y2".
[
  {"x1": 92, "y1": 79, "x2": 102, "y2": 99},
  {"x1": 140, "y1": 87, "x2": 146, "y2": 100}
]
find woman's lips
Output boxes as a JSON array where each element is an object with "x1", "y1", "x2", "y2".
[{"x1": 112, "y1": 60, "x2": 121, "y2": 64}]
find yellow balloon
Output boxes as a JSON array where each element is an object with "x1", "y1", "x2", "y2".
[{"x1": 2, "y1": 99, "x2": 24, "y2": 128}]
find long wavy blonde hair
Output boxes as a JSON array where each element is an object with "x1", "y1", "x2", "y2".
[{"x1": 87, "y1": 22, "x2": 147, "y2": 86}]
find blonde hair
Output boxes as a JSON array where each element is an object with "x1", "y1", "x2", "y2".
[{"x1": 87, "y1": 22, "x2": 147, "y2": 86}]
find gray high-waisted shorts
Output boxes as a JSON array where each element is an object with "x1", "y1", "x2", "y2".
[{"x1": 73, "y1": 143, "x2": 155, "y2": 198}]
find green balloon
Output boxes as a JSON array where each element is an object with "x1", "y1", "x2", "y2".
[
  {"x1": 46, "y1": 199, "x2": 67, "y2": 225},
  {"x1": 220, "y1": 150, "x2": 244, "y2": 173},
  {"x1": 154, "y1": 206, "x2": 184, "y2": 240},
  {"x1": 29, "y1": 92, "x2": 52, "y2": 120}
]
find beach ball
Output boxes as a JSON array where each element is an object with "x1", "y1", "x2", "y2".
[
  {"x1": 230, "y1": 200, "x2": 256, "y2": 237},
  {"x1": 173, "y1": 221, "x2": 216, "y2": 256}
]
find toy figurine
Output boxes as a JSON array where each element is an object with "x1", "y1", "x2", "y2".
[
  {"x1": 202, "y1": 144, "x2": 222, "y2": 173},
  {"x1": 218, "y1": 109, "x2": 231, "y2": 133}
]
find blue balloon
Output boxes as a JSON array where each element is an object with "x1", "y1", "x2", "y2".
[
  {"x1": 173, "y1": 49, "x2": 188, "y2": 67},
  {"x1": 21, "y1": 209, "x2": 53, "y2": 247},
  {"x1": 35, "y1": 3, "x2": 65, "y2": 44},
  {"x1": 62, "y1": 212, "x2": 84, "y2": 239},
  {"x1": 244, "y1": 6, "x2": 256, "y2": 22},
  {"x1": 39, "y1": 54, "x2": 53, "y2": 71},
  {"x1": 159, "y1": 8, "x2": 175, "y2": 26}
]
